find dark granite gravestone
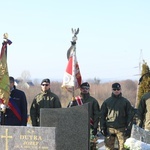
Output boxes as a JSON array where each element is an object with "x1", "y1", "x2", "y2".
[
  {"x1": 0, "y1": 126, "x2": 56, "y2": 150},
  {"x1": 40, "y1": 103, "x2": 90, "y2": 150},
  {"x1": 131, "y1": 124, "x2": 150, "y2": 144}
]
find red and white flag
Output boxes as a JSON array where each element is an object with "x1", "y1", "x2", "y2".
[{"x1": 62, "y1": 44, "x2": 82, "y2": 92}]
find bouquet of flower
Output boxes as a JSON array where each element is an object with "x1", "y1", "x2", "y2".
[{"x1": 124, "y1": 137, "x2": 150, "y2": 150}]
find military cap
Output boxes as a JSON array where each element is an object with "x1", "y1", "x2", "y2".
[
  {"x1": 41, "y1": 78, "x2": 50, "y2": 85},
  {"x1": 112, "y1": 83, "x2": 121, "y2": 89},
  {"x1": 80, "y1": 82, "x2": 90, "y2": 88}
]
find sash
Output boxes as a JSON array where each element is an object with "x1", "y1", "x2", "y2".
[
  {"x1": 75, "y1": 96, "x2": 94, "y2": 126},
  {"x1": 8, "y1": 98, "x2": 22, "y2": 121}
]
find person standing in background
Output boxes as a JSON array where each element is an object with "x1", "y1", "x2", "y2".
[
  {"x1": 100, "y1": 83, "x2": 133, "y2": 150},
  {"x1": 30, "y1": 78, "x2": 61, "y2": 126},
  {"x1": 137, "y1": 92, "x2": 150, "y2": 131},
  {"x1": 68, "y1": 82, "x2": 100, "y2": 136},
  {"x1": 5, "y1": 76, "x2": 28, "y2": 126}
]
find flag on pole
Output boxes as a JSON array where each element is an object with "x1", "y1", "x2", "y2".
[
  {"x1": 62, "y1": 28, "x2": 82, "y2": 92},
  {"x1": 0, "y1": 33, "x2": 12, "y2": 107},
  {"x1": 62, "y1": 43, "x2": 82, "y2": 92}
]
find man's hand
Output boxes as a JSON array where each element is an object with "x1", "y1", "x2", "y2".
[
  {"x1": 92, "y1": 128, "x2": 97, "y2": 136},
  {"x1": 125, "y1": 128, "x2": 131, "y2": 137},
  {"x1": 67, "y1": 100, "x2": 77, "y2": 107},
  {"x1": 100, "y1": 128, "x2": 108, "y2": 137}
]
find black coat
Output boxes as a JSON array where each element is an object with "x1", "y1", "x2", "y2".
[{"x1": 5, "y1": 87, "x2": 28, "y2": 126}]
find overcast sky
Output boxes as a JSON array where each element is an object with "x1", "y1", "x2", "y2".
[{"x1": 1, "y1": 0, "x2": 150, "y2": 82}]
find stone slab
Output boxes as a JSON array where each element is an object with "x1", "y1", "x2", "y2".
[
  {"x1": 40, "y1": 103, "x2": 90, "y2": 150},
  {"x1": 131, "y1": 124, "x2": 150, "y2": 144},
  {"x1": 0, "y1": 126, "x2": 56, "y2": 150}
]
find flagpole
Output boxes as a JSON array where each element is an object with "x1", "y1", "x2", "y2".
[
  {"x1": 71, "y1": 28, "x2": 79, "y2": 100},
  {"x1": 62, "y1": 28, "x2": 81, "y2": 100},
  {"x1": 0, "y1": 33, "x2": 12, "y2": 125},
  {"x1": 71, "y1": 43, "x2": 75, "y2": 100}
]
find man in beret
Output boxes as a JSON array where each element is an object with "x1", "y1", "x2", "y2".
[
  {"x1": 4, "y1": 76, "x2": 28, "y2": 126},
  {"x1": 100, "y1": 82, "x2": 133, "y2": 150},
  {"x1": 68, "y1": 82, "x2": 100, "y2": 136},
  {"x1": 30, "y1": 78, "x2": 62, "y2": 126}
]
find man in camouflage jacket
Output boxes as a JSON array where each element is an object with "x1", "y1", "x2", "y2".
[
  {"x1": 100, "y1": 83, "x2": 133, "y2": 150},
  {"x1": 30, "y1": 78, "x2": 61, "y2": 126}
]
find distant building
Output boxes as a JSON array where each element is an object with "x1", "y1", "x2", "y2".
[
  {"x1": 14, "y1": 79, "x2": 34, "y2": 88},
  {"x1": 24, "y1": 81, "x2": 34, "y2": 89},
  {"x1": 14, "y1": 79, "x2": 21, "y2": 86}
]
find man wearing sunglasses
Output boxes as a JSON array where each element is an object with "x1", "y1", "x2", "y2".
[
  {"x1": 67, "y1": 82, "x2": 100, "y2": 136},
  {"x1": 100, "y1": 83, "x2": 133, "y2": 150},
  {"x1": 30, "y1": 78, "x2": 61, "y2": 126}
]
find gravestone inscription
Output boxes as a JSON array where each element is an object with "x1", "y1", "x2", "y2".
[{"x1": 0, "y1": 126, "x2": 56, "y2": 150}]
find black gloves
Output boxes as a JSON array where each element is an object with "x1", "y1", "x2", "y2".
[
  {"x1": 125, "y1": 128, "x2": 131, "y2": 137},
  {"x1": 67, "y1": 100, "x2": 77, "y2": 107},
  {"x1": 100, "y1": 128, "x2": 108, "y2": 137},
  {"x1": 92, "y1": 128, "x2": 97, "y2": 136}
]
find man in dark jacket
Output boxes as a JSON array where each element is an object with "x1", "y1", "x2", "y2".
[
  {"x1": 68, "y1": 82, "x2": 100, "y2": 136},
  {"x1": 137, "y1": 92, "x2": 150, "y2": 131},
  {"x1": 30, "y1": 78, "x2": 62, "y2": 126},
  {"x1": 4, "y1": 76, "x2": 28, "y2": 126},
  {"x1": 100, "y1": 83, "x2": 133, "y2": 150}
]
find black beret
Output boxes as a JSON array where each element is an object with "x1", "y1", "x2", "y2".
[
  {"x1": 80, "y1": 82, "x2": 90, "y2": 88},
  {"x1": 41, "y1": 78, "x2": 50, "y2": 84},
  {"x1": 112, "y1": 83, "x2": 121, "y2": 89}
]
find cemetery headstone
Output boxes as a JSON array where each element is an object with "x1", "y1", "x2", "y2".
[
  {"x1": 40, "y1": 103, "x2": 90, "y2": 150},
  {"x1": 0, "y1": 126, "x2": 56, "y2": 150},
  {"x1": 131, "y1": 124, "x2": 150, "y2": 144}
]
